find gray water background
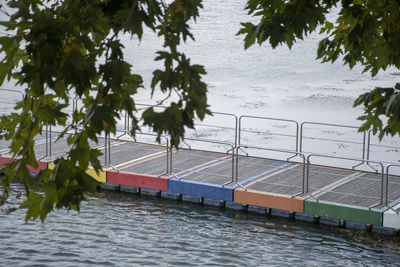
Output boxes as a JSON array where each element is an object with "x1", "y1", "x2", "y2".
[{"x1": 1, "y1": 1, "x2": 400, "y2": 265}]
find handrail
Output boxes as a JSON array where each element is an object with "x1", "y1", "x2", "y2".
[
  {"x1": 0, "y1": 88, "x2": 24, "y2": 116},
  {"x1": 235, "y1": 144, "x2": 306, "y2": 196},
  {"x1": 39, "y1": 125, "x2": 52, "y2": 160},
  {"x1": 238, "y1": 115, "x2": 299, "y2": 152},
  {"x1": 203, "y1": 111, "x2": 238, "y2": 147},
  {"x1": 306, "y1": 154, "x2": 385, "y2": 208},
  {"x1": 300, "y1": 121, "x2": 366, "y2": 158},
  {"x1": 44, "y1": 96, "x2": 78, "y2": 159},
  {"x1": 366, "y1": 129, "x2": 400, "y2": 161},
  {"x1": 109, "y1": 131, "x2": 170, "y2": 175},
  {"x1": 117, "y1": 110, "x2": 131, "y2": 138},
  {"x1": 135, "y1": 132, "x2": 169, "y2": 173},
  {"x1": 385, "y1": 164, "x2": 400, "y2": 212},
  {"x1": 174, "y1": 137, "x2": 235, "y2": 185},
  {"x1": 136, "y1": 103, "x2": 238, "y2": 147}
]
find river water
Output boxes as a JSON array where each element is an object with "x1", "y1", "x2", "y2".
[
  {"x1": 1, "y1": 187, "x2": 400, "y2": 266},
  {"x1": 1, "y1": 0, "x2": 400, "y2": 266}
]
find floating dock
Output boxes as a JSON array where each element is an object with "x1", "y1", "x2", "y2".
[
  {"x1": 0, "y1": 93, "x2": 399, "y2": 234},
  {"x1": 1, "y1": 133, "x2": 399, "y2": 234}
]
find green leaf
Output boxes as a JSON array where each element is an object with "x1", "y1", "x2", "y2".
[{"x1": 20, "y1": 192, "x2": 43, "y2": 222}]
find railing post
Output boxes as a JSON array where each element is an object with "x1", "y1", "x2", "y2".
[
  {"x1": 299, "y1": 122, "x2": 304, "y2": 153},
  {"x1": 238, "y1": 116, "x2": 243, "y2": 146},
  {"x1": 235, "y1": 146, "x2": 240, "y2": 183},
  {"x1": 378, "y1": 163, "x2": 384, "y2": 206},
  {"x1": 104, "y1": 132, "x2": 108, "y2": 166},
  {"x1": 366, "y1": 130, "x2": 372, "y2": 161},
  {"x1": 108, "y1": 133, "x2": 111, "y2": 166},
  {"x1": 45, "y1": 125, "x2": 49, "y2": 157},
  {"x1": 295, "y1": 122, "x2": 299, "y2": 152},
  {"x1": 306, "y1": 155, "x2": 311, "y2": 194},
  {"x1": 49, "y1": 125, "x2": 52, "y2": 157},
  {"x1": 361, "y1": 131, "x2": 366, "y2": 160},
  {"x1": 301, "y1": 154, "x2": 305, "y2": 194}
]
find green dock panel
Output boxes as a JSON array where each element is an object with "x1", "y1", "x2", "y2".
[{"x1": 304, "y1": 199, "x2": 383, "y2": 226}]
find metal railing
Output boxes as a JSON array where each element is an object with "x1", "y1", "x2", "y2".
[
  {"x1": 117, "y1": 110, "x2": 132, "y2": 139},
  {"x1": 0, "y1": 88, "x2": 24, "y2": 117},
  {"x1": 306, "y1": 154, "x2": 385, "y2": 208},
  {"x1": 385, "y1": 164, "x2": 400, "y2": 213},
  {"x1": 300, "y1": 121, "x2": 365, "y2": 156},
  {"x1": 192, "y1": 111, "x2": 238, "y2": 148},
  {"x1": 0, "y1": 89, "x2": 24, "y2": 155},
  {"x1": 105, "y1": 131, "x2": 170, "y2": 176},
  {"x1": 134, "y1": 103, "x2": 238, "y2": 147},
  {"x1": 38, "y1": 95, "x2": 79, "y2": 160},
  {"x1": 172, "y1": 137, "x2": 235, "y2": 186},
  {"x1": 238, "y1": 115, "x2": 299, "y2": 153},
  {"x1": 300, "y1": 121, "x2": 369, "y2": 170},
  {"x1": 235, "y1": 145, "x2": 306, "y2": 196},
  {"x1": 366, "y1": 130, "x2": 400, "y2": 164},
  {"x1": 39, "y1": 125, "x2": 53, "y2": 160}
]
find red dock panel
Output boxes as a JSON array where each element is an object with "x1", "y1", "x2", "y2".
[
  {"x1": 0, "y1": 156, "x2": 47, "y2": 173},
  {"x1": 107, "y1": 170, "x2": 169, "y2": 191}
]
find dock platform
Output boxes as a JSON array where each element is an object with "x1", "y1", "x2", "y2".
[{"x1": 1, "y1": 133, "x2": 399, "y2": 232}]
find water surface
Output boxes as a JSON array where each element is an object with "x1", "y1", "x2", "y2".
[{"x1": 1, "y1": 188, "x2": 399, "y2": 266}]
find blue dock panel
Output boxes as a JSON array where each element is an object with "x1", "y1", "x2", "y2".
[{"x1": 168, "y1": 179, "x2": 234, "y2": 202}]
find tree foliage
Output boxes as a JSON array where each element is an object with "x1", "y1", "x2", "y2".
[
  {"x1": 0, "y1": 0, "x2": 209, "y2": 221},
  {"x1": 238, "y1": 0, "x2": 400, "y2": 138}
]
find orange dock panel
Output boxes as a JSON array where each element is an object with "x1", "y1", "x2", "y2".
[{"x1": 234, "y1": 188, "x2": 304, "y2": 212}]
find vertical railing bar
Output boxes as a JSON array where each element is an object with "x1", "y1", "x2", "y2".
[
  {"x1": 124, "y1": 111, "x2": 127, "y2": 132},
  {"x1": 299, "y1": 122, "x2": 304, "y2": 153},
  {"x1": 383, "y1": 167, "x2": 388, "y2": 206},
  {"x1": 108, "y1": 132, "x2": 111, "y2": 166},
  {"x1": 379, "y1": 164, "x2": 384, "y2": 205},
  {"x1": 301, "y1": 154, "x2": 305, "y2": 194},
  {"x1": 234, "y1": 115, "x2": 238, "y2": 148},
  {"x1": 166, "y1": 138, "x2": 169, "y2": 173},
  {"x1": 306, "y1": 156, "x2": 310, "y2": 194},
  {"x1": 367, "y1": 130, "x2": 371, "y2": 160},
  {"x1": 127, "y1": 112, "x2": 130, "y2": 133},
  {"x1": 45, "y1": 125, "x2": 49, "y2": 157},
  {"x1": 49, "y1": 125, "x2": 52, "y2": 157},
  {"x1": 170, "y1": 143, "x2": 172, "y2": 174},
  {"x1": 235, "y1": 146, "x2": 239, "y2": 183},
  {"x1": 362, "y1": 131, "x2": 366, "y2": 160},
  {"x1": 104, "y1": 132, "x2": 108, "y2": 166},
  {"x1": 295, "y1": 122, "x2": 299, "y2": 152},
  {"x1": 231, "y1": 144, "x2": 235, "y2": 184},
  {"x1": 384, "y1": 164, "x2": 400, "y2": 211}
]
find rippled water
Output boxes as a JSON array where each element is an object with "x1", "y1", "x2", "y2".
[{"x1": 1, "y1": 186, "x2": 400, "y2": 266}]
